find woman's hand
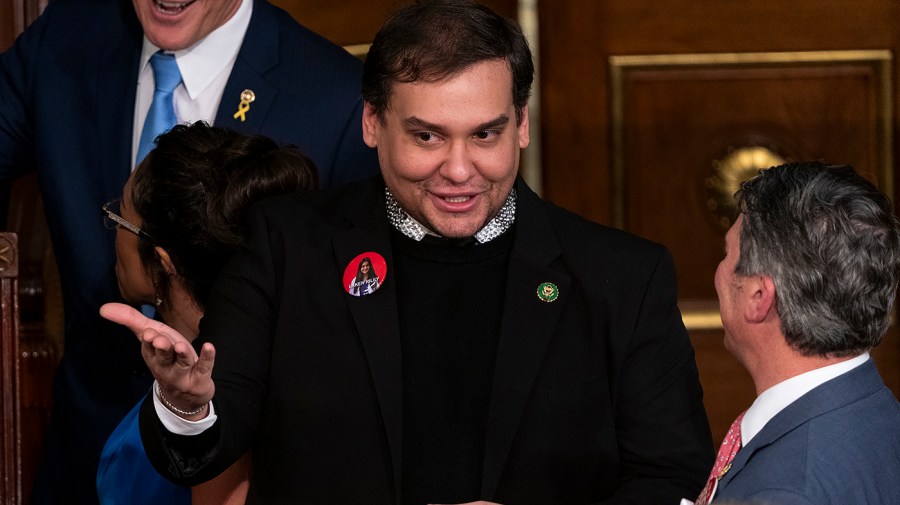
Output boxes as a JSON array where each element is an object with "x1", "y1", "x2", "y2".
[{"x1": 101, "y1": 302, "x2": 216, "y2": 419}]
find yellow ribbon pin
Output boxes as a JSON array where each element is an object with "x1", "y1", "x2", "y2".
[{"x1": 233, "y1": 89, "x2": 256, "y2": 122}]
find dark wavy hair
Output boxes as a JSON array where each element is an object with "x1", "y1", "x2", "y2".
[
  {"x1": 362, "y1": 0, "x2": 534, "y2": 124},
  {"x1": 131, "y1": 122, "x2": 317, "y2": 311},
  {"x1": 734, "y1": 162, "x2": 900, "y2": 356}
]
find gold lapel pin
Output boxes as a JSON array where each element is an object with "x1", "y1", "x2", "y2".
[
  {"x1": 233, "y1": 89, "x2": 256, "y2": 122},
  {"x1": 536, "y1": 282, "x2": 559, "y2": 302}
]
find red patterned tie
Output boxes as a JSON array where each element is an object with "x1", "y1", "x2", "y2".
[{"x1": 696, "y1": 411, "x2": 745, "y2": 505}]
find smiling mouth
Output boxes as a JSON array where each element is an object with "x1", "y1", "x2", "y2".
[
  {"x1": 443, "y1": 196, "x2": 471, "y2": 203},
  {"x1": 153, "y1": 0, "x2": 198, "y2": 14}
]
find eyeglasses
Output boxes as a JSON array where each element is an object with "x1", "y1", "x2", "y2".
[{"x1": 102, "y1": 199, "x2": 154, "y2": 241}]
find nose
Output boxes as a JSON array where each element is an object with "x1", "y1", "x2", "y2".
[{"x1": 439, "y1": 140, "x2": 474, "y2": 184}]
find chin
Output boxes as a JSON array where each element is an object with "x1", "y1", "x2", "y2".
[
  {"x1": 149, "y1": 35, "x2": 192, "y2": 51},
  {"x1": 430, "y1": 216, "x2": 489, "y2": 239},
  {"x1": 435, "y1": 226, "x2": 480, "y2": 239},
  {"x1": 143, "y1": 24, "x2": 198, "y2": 51}
]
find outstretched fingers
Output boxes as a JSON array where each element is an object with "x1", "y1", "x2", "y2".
[
  {"x1": 195, "y1": 342, "x2": 216, "y2": 377},
  {"x1": 139, "y1": 327, "x2": 199, "y2": 365}
]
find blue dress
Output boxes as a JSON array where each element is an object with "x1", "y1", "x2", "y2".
[{"x1": 96, "y1": 398, "x2": 190, "y2": 505}]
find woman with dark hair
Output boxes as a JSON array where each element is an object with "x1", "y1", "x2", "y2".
[
  {"x1": 348, "y1": 256, "x2": 380, "y2": 296},
  {"x1": 97, "y1": 122, "x2": 317, "y2": 505}
]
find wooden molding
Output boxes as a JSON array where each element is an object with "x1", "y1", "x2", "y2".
[{"x1": 0, "y1": 232, "x2": 21, "y2": 505}]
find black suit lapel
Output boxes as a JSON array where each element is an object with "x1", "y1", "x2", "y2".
[
  {"x1": 481, "y1": 180, "x2": 571, "y2": 497},
  {"x1": 331, "y1": 182, "x2": 404, "y2": 500}
]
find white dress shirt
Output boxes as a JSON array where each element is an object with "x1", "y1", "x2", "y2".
[
  {"x1": 131, "y1": 0, "x2": 253, "y2": 168},
  {"x1": 741, "y1": 352, "x2": 869, "y2": 445}
]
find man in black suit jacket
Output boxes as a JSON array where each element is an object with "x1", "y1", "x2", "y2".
[
  {"x1": 106, "y1": 1, "x2": 714, "y2": 503},
  {"x1": 0, "y1": 0, "x2": 378, "y2": 503}
]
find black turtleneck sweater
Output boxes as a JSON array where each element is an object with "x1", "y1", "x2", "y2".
[{"x1": 392, "y1": 227, "x2": 514, "y2": 505}]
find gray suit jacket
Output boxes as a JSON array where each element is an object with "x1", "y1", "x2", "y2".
[{"x1": 714, "y1": 359, "x2": 900, "y2": 504}]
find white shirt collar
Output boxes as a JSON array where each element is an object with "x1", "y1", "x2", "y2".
[
  {"x1": 139, "y1": 0, "x2": 253, "y2": 100},
  {"x1": 741, "y1": 352, "x2": 869, "y2": 445}
]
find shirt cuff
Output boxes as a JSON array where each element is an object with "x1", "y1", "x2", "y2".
[{"x1": 151, "y1": 380, "x2": 218, "y2": 435}]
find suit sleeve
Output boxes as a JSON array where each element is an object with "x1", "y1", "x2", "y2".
[
  {"x1": 602, "y1": 248, "x2": 714, "y2": 504},
  {"x1": 141, "y1": 204, "x2": 281, "y2": 485}
]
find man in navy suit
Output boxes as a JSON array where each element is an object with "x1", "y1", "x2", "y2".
[
  {"x1": 0, "y1": 0, "x2": 378, "y2": 503},
  {"x1": 699, "y1": 162, "x2": 900, "y2": 504}
]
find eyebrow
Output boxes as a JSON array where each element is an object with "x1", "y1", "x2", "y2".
[{"x1": 403, "y1": 114, "x2": 511, "y2": 135}]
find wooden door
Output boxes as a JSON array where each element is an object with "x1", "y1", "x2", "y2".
[{"x1": 539, "y1": 0, "x2": 900, "y2": 441}]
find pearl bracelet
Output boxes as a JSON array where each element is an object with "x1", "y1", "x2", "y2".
[{"x1": 155, "y1": 382, "x2": 208, "y2": 417}]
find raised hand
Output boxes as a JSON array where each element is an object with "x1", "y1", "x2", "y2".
[{"x1": 100, "y1": 302, "x2": 216, "y2": 420}]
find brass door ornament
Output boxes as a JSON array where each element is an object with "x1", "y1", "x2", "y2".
[{"x1": 706, "y1": 146, "x2": 786, "y2": 229}]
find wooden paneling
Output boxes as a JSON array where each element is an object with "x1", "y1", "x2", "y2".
[
  {"x1": 539, "y1": 0, "x2": 900, "y2": 221},
  {"x1": 0, "y1": 0, "x2": 45, "y2": 51},
  {"x1": 271, "y1": 0, "x2": 518, "y2": 48},
  {"x1": 272, "y1": 0, "x2": 400, "y2": 46},
  {"x1": 0, "y1": 0, "x2": 15, "y2": 51}
]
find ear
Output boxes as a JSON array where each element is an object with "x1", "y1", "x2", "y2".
[
  {"x1": 744, "y1": 274, "x2": 776, "y2": 323},
  {"x1": 362, "y1": 102, "x2": 380, "y2": 148},
  {"x1": 517, "y1": 104, "x2": 530, "y2": 149},
  {"x1": 154, "y1": 246, "x2": 177, "y2": 276}
]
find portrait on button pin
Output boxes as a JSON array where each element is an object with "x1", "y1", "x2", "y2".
[{"x1": 343, "y1": 252, "x2": 387, "y2": 297}]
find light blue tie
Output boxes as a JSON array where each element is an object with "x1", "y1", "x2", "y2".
[
  {"x1": 137, "y1": 53, "x2": 180, "y2": 318},
  {"x1": 136, "y1": 52, "x2": 182, "y2": 165}
]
